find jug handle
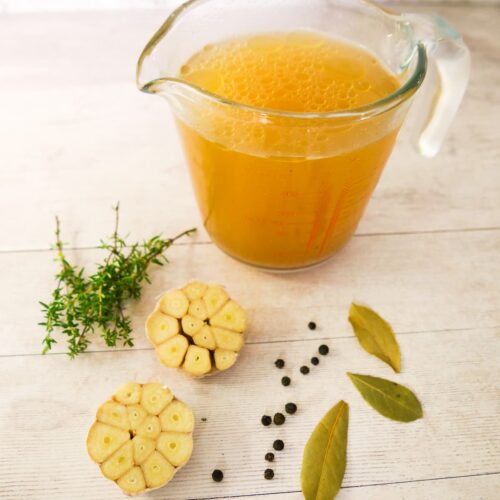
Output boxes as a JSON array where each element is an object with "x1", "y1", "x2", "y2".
[{"x1": 406, "y1": 14, "x2": 470, "y2": 157}]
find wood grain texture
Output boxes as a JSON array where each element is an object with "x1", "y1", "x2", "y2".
[
  {"x1": 232, "y1": 474, "x2": 500, "y2": 500},
  {"x1": 2, "y1": 228, "x2": 499, "y2": 356},
  {"x1": 0, "y1": 329, "x2": 498, "y2": 499},
  {"x1": 1, "y1": 0, "x2": 499, "y2": 15},
  {"x1": 0, "y1": 5, "x2": 499, "y2": 251}
]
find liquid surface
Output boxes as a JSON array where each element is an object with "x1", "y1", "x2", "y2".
[
  {"x1": 180, "y1": 31, "x2": 399, "y2": 112},
  {"x1": 175, "y1": 32, "x2": 403, "y2": 269}
]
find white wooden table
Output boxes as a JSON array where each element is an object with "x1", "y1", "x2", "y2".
[{"x1": 1, "y1": 2, "x2": 499, "y2": 499}]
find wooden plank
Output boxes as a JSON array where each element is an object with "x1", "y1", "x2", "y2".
[
  {"x1": 2, "y1": 0, "x2": 499, "y2": 15},
  {"x1": 232, "y1": 473, "x2": 500, "y2": 500},
  {"x1": 0, "y1": 328, "x2": 498, "y2": 499},
  {"x1": 0, "y1": 5, "x2": 499, "y2": 251},
  {"x1": 1, "y1": 228, "x2": 498, "y2": 357}
]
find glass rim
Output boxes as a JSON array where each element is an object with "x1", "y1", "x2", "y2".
[{"x1": 137, "y1": 0, "x2": 428, "y2": 120}]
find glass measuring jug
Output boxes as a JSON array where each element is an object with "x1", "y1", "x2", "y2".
[{"x1": 137, "y1": 0, "x2": 470, "y2": 270}]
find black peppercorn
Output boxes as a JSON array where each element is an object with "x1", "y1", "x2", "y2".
[
  {"x1": 300, "y1": 365, "x2": 310, "y2": 375},
  {"x1": 281, "y1": 376, "x2": 291, "y2": 386},
  {"x1": 319, "y1": 344, "x2": 329, "y2": 355},
  {"x1": 311, "y1": 356, "x2": 319, "y2": 365},
  {"x1": 274, "y1": 359, "x2": 285, "y2": 368},
  {"x1": 265, "y1": 452, "x2": 275, "y2": 462},
  {"x1": 273, "y1": 413, "x2": 286, "y2": 425},
  {"x1": 212, "y1": 469, "x2": 223, "y2": 482},
  {"x1": 308, "y1": 321, "x2": 317, "y2": 330},
  {"x1": 264, "y1": 468, "x2": 274, "y2": 480},
  {"x1": 285, "y1": 402, "x2": 297, "y2": 415},
  {"x1": 261, "y1": 415, "x2": 272, "y2": 426},
  {"x1": 273, "y1": 439, "x2": 285, "y2": 451}
]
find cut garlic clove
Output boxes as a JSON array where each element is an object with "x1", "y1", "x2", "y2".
[{"x1": 159, "y1": 290, "x2": 189, "y2": 318}]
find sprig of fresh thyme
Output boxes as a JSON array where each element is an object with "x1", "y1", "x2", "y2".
[{"x1": 39, "y1": 204, "x2": 196, "y2": 357}]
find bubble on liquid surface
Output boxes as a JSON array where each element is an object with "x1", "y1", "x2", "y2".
[
  {"x1": 180, "y1": 31, "x2": 398, "y2": 113},
  {"x1": 178, "y1": 31, "x2": 399, "y2": 151}
]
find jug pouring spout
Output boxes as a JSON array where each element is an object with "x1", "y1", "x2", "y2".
[{"x1": 136, "y1": 0, "x2": 198, "y2": 93}]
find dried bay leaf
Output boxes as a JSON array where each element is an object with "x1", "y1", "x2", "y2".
[
  {"x1": 348, "y1": 373, "x2": 423, "y2": 422},
  {"x1": 348, "y1": 303, "x2": 401, "y2": 372},
  {"x1": 301, "y1": 400, "x2": 349, "y2": 500}
]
